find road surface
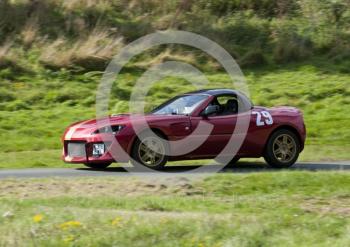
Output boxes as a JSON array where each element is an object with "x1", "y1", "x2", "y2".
[{"x1": 0, "y1": 161, "x2": 349, "y2": 179}]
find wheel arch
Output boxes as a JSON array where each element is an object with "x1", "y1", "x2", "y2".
[{"x1": 127, "y1": 127, "x2": 168, "y2": 155}]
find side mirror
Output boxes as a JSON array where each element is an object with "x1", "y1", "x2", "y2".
[{"x1": 202, "y1": 105, "x2": 219, "y2": 116}]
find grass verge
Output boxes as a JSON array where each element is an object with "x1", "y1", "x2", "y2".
[{"x1": 0, "y1": 172, "x2": 349, "y2": 246}]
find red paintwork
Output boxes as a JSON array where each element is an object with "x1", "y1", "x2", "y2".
[{"x1": 62, "y1": 93, "x2": 306, "y2": 164}]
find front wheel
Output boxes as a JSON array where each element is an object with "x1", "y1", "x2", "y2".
[
  {"x1": 131, "y1": 132, "x2": 168, "y2": 170},
  {"x1": 84, "y1": 163, "x2": 111, "y2": 169},
  {"x1": 264, "y1": 129, "x2": 300, "y2": 168}
]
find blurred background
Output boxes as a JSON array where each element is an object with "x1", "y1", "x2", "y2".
[{"x1": 0, "y1": 0, "x2": 349, "y2": 168}]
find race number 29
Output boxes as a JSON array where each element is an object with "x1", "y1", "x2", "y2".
[{"x1": 252, "y1": 111, "x2": 273, "y2": 126}]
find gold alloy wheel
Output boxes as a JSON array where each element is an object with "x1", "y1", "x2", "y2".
[
  {"x1": 272, "y1": 134, "x2": 297, "y2": 163},
  {"x1": 138, "y1": 137, "x2": 165, "y2": 167}
]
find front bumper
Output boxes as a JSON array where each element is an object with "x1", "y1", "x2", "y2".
[
  {"x1": 62, "y1": 134, "x2": 133, "y2": 164},
  {"x1": 62, "y1": 141, "x2": 116, "y2": 164}
]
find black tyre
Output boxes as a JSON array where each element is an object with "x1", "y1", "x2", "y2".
[
  {"x1": 131, "y1": 132, "x2": 168, "y2": 170},
  {"x1": 215, "y1": 157, "x2": 240, "y2": 167},
  {"x1": 264, "y1": 129, "x2": 300, "y2": 168},
  {"x1": 84, "y1": 163, "x2": 111, "y2": 169}
]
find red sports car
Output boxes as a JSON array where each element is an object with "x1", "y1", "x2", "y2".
[{"x1": 62, "y1": 89, "x2": 306, "y2": 169}]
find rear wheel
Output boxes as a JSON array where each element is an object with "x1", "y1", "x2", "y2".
[
  {"x1": 84, "y1": 163, "x2": 111, "y2": 169},
  {"x1": 264, "y1": 129, "x2": 300, "y2": 168},
  {"x1": 131, "y1": 132, "x2": 168, "y2": 170}
]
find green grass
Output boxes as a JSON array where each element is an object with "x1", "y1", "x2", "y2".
[
  {"x1": 0, "y1": 150, "x2": 77, "y2": 169},
  {"x1": 0, "y1": 172, "x2": 349, "y2": 246}
]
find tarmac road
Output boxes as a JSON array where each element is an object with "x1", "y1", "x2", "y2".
[{"x1": 0, "y1": 161, "x2": 349, "y2": 179}]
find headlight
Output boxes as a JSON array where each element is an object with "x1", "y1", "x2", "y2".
[
  {"x1": 92, "y1": 143, "x2": 105, "y2": 157},
  {"x1": 92, "y1": 125, "x2": 124, "y2": 135}
]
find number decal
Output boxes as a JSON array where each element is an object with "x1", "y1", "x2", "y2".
[
  {"x1": 252, "y1": 111, "x2": 273, "y2": 126},
  {"x1": 261, "y1": 111, "x2": 273, "y2": 125},
  {"x1": 254, "y1": 111, "x2": 265, "y2": 126}
]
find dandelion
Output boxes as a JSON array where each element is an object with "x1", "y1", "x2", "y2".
[
  {"x1": 111, "y1": 216, "x2": 122, "y2": 226},
  {"x1": 59, "y1": 220, "x2": 82, "y2": 230},
  {"x1": 33, "y1": 214, "x2": 43, "y2": 223}
]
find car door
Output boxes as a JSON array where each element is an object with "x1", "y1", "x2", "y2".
[{"x1": 187, "y1": 94, "x2": 239, "y2": 157}]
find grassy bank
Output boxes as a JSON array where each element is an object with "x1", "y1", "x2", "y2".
[
  {"x1": 1, "y1": 63, "x2": 349, "y2": 168},
  {"x1": 0, "y1": 172, "x2": 349, "y2": 246},
  {"x1": 2, "y1": 65, "x2": 349, "y2": 149}
]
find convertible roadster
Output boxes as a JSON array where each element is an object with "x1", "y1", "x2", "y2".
[{"x1": 62, "y1": 89, "x2": 306, "y2": 169}]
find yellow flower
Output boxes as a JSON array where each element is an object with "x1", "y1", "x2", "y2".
[
  {"x1": 33, "y1": 214, "x2": 43, "y2": 223},
  {"x1": 111, "y1": 216, "x2": 122, "y2": 226},
  {"x1": 63, "y1": 235, "x2": 75, "y2": 242},
  {"x1": 59, "y1": 220, "x2": 82, "y2": 230}
]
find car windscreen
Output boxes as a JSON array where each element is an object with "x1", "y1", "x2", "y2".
[{"x1": 151, "y1": 95, "x2": 208, "y2": 115}]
